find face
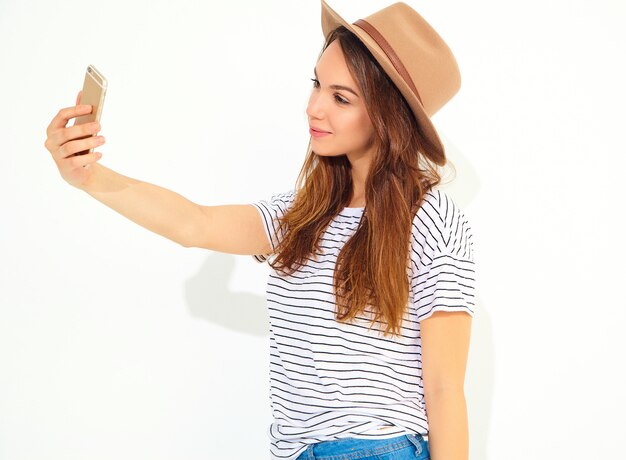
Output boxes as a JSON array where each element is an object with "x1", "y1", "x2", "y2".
[{"x1": 306, "y1": 40, "x2": 377, "y2": 163}]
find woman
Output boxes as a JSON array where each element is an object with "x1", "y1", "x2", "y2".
[{"x1": 44, "y1": 1, "x2": 475, "y2": 459}]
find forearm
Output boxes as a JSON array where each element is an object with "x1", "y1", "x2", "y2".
[
  {"x1": 424, "y1": 389, "x2": 469, "y2": 460},
  {"x1": 78, "y1": 163, "x2": 204, "y2": 247}
]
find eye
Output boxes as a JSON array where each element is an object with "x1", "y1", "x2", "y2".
[{"x1": 310, "y1": 78, "x2": 349, "y2": 105}]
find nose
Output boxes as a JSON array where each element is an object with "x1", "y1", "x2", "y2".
[{"x1": 306, "y1": 90, "x2": 325, "y2": 121}]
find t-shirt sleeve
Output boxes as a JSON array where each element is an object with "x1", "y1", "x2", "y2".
[
  {"x1": 409, "y1": 189, "x2": 477, "y2": 321},
  {"x1": 250, "y1": 189, "x2": 296, "y2": 263}
]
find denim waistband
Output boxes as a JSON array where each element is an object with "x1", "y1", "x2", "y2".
[{"x1": 297, "y1": 433, "x2": 426, "y2": 460}]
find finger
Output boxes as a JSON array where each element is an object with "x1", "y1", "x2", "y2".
[
  {"x1": 54, "y1": 135, "x2": 105, "y2": 161},
  {"x1": 63, "y1": 151, "x2": 102, "y2": 170},
  {"x1": 76, "y1": 90, "x2": 82, "y2": 106},
  {"x1": 49, "y1": 120, "x2": 101, "y2": 149},
  {"x1": 46, "y1": 104, "x2": 92, "y2": 136}
]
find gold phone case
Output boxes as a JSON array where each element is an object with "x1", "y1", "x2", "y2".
[{"x1": 74, "y1": 64, "x2": 107, "y2": 155}]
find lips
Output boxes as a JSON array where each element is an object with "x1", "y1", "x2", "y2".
[{"x1": 309, "y1": 126, "x2": 330, "y2": 134}]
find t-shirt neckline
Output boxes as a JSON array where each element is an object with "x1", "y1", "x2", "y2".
[{"x1": 340, "y1": 206, "x2": 365, "y2": 216}]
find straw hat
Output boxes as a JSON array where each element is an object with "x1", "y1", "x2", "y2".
[{"x1": 320, "y1": 0, "x2": 461, "y2": 165}]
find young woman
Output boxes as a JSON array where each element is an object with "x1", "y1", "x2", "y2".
[{"x1": 44, "y1": 1, "x2": 475, "y2": 459}]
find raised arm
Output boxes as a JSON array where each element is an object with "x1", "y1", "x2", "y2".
[{"x1": 44, "y1": 95, "x2": 271, "y2": 255}]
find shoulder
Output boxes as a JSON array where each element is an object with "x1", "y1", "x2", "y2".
[
  {"x1": 411, "y1": 188, "x2": 474, "y2": 266},
  {"x1": 252, "y1": 189, "x2": 297, "y2": 214},
  {"x1": 250, "y1": 189, "x2": 297, "y2": 262},
  {"x1": 266, "y1": 189, "x2": 297, "y2": 205}
]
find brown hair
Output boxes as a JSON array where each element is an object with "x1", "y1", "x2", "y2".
[{"x1": 269, "y1": 26, "x2": 443, "y2": 337}]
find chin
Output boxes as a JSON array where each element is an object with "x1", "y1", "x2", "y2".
[{"x1": 311, "y1": 149, "x2": 346, "y2": 157}]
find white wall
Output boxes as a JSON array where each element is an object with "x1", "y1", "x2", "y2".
[{"x1": 1, "y1": 0, "x2": 624, "y2": 459}]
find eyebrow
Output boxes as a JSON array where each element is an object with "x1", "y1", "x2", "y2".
[{"x1": 313, "y1": 67, "x2": 360, "y2": 98}]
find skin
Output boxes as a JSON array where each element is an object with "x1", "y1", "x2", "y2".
[
  {"x1": 421, "y1": 310, "x2": 472, "y2": 460},
  {"x1": 44, "y1": 91, "x2": 105, "y2": 188},
  {"x1": 306, "y1": 40, "x2": 377, "y2": 207}
]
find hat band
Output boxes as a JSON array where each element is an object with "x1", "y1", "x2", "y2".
[{"x1": 353, "y1": 18, "x2": 424, "y2": 106}]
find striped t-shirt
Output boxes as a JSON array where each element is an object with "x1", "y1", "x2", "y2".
[{"x1": 250, "y1": 188, "x2": 476, "y2": 460}]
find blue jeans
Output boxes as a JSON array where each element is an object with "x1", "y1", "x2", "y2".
[{"x1": 295, "y1": 433, "x2": 430, "y2": 459}]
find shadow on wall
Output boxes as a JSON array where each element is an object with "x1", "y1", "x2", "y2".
[
  {"x1": 183, "y1": 252, "x2": 268, "y2": 337},
  {"x1": 467, "y1": 293, "x2": 494, "y2": 460},
  {"x1": 438, "y1": 133, "x2": 481, "y2": 209}
]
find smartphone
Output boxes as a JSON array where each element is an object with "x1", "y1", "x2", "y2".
[{"x1": 73, "y1": 64, "x2": 107, "y2": 155}]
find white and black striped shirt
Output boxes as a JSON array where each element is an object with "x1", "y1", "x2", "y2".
[{"x1": 251, "y1": 188, "x2": 476, "y2": 460}]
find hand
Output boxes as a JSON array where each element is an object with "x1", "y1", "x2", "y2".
[{"x1": 44, "y1": 90, "x2": 106, "y2": 189}]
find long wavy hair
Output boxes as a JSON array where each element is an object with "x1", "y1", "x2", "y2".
[{"x1": 269, "y1": 26, "x2": 444, "y2": 337}]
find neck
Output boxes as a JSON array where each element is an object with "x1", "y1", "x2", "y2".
[
  {"x1": 348, "y1": 155, "x2": 370, "y2": 208},
  {"x1": 345, "y1": 140, "x2": 376, "y2": 207}
]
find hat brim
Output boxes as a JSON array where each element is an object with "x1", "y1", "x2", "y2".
[{"x1": 320, "y1": 0, "x2": 446, "y2": 165}]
